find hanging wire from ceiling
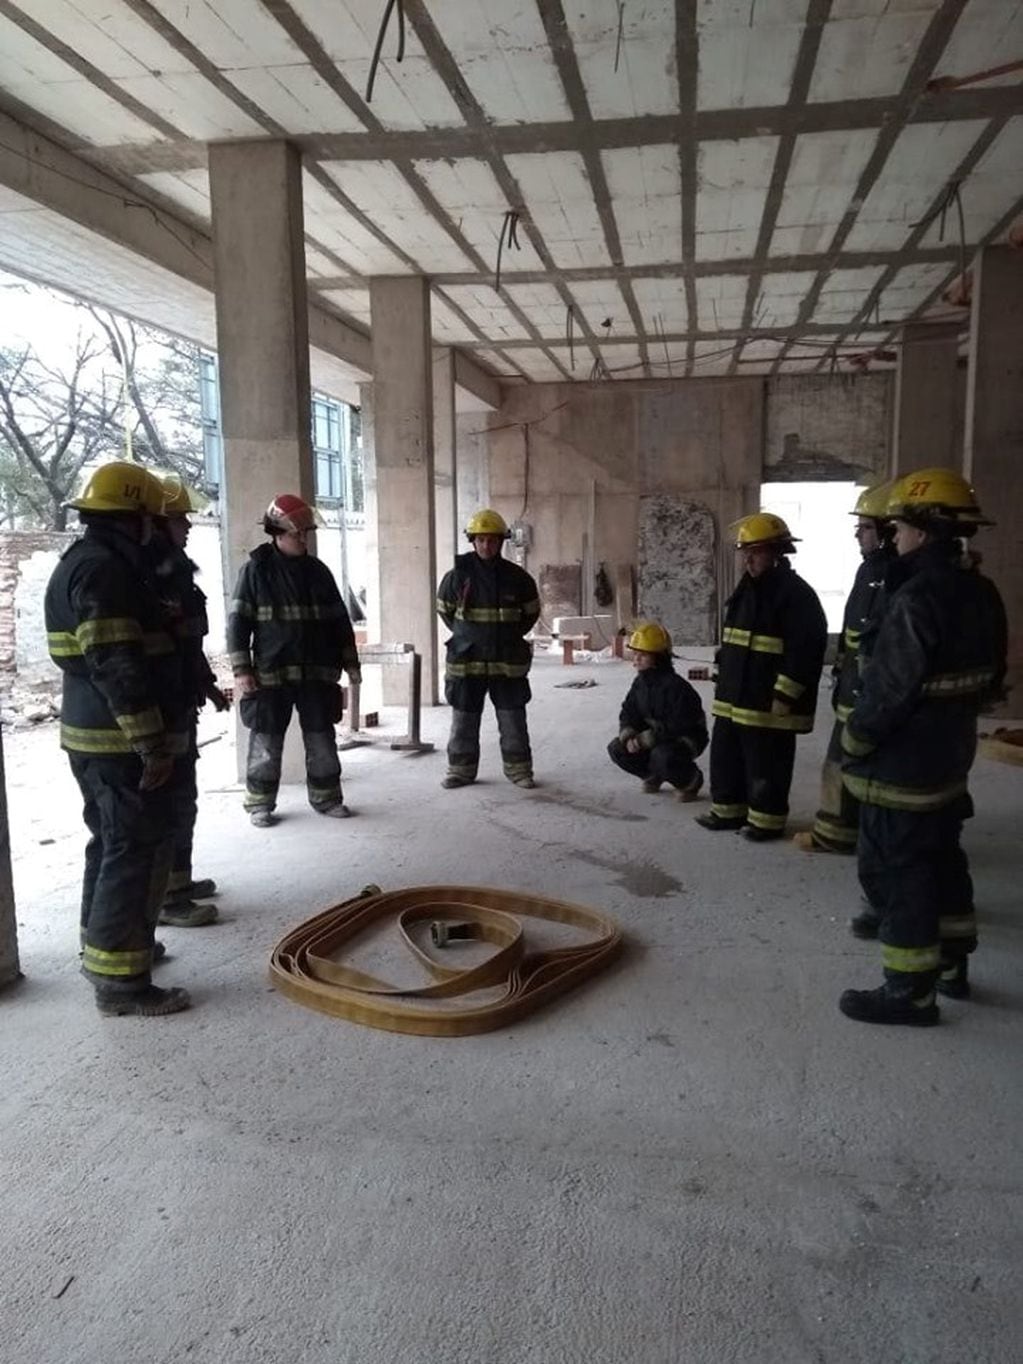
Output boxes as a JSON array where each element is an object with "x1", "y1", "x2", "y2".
[
  {"x1": 494, "y1": 210, "x2": 522, "y2": 292},
  {"x1": 365, "y1": 0, "x2": 406, "y2": 104},
  {"x1": 566, "y1": 305, "x2": 576, "y2": 370},
  {"x1": 614, "y1": 3, "x2": 627, "y2": 73}
]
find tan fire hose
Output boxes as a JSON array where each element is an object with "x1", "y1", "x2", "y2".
[{"x1": 269, "y1": 884, "x2": 623, "y2": 1036}]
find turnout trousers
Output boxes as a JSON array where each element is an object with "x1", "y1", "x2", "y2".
[
  {"x1": 708, "y1": 715, "x2": 796, "y2": 833},
  {"x1": 857, "y1": 796, "x2": 977, "y2": 992},
  {"x1": 70, "y1": 753, "x2": 174, "y2": 985},
  {"x1": 444, "y1": 674, "x2": 532, "y2": 785},
  {"x1": 810, "y1": 718, "x2": 860, "y2": 852},
  {"x1": 240, "y1": 683, "x2": 342, "y2": 813},
  {"x1": 607, "y1": 737, "x2": 700, "y2": 790},
  {"x1": 167, "y1": 717, "x2": 199, "y2": 899}
]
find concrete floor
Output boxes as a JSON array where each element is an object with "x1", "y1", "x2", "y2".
[{"x1": 2, "y1": 651, "x2": 1021, "y2": 1364}]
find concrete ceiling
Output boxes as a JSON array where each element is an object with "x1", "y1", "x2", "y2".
[{"x1": 0, "y1": 0, "x2": 1022, "y2": 386}]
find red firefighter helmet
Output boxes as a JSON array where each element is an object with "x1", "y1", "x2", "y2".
[{"x1": 264, "y1": 494, "x2": 320, "y2": 534}]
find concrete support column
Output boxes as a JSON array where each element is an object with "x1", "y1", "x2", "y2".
[
  {"x1": 433, "y1": 347, "x2": 457, "y2": 677},
  {"x1": 964, "y1": 245, "x2": 1023, "y2": 700},
  {"x1": 370, "y1": 277, "x2": 437, "y2": 704},
  {"x1": 209, "y1": 140, "x2": 313, "y2": 779},
  {"x1": 0, "y1": 729, "x2": 20, "y2": 990},
  {"x1": 892, "y1": 322, "x2": 963, "y2": 475}
]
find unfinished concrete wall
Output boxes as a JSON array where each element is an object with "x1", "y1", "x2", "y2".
[
  {"x1": 764, "y1": 373, "x2": 892, "y2": 482},
  {"x1": 480, "y1": 378, "x2": 763, "y2": 644},
  {"x1": 638, "y1": 497, "x2": 717, "y2": 646}
]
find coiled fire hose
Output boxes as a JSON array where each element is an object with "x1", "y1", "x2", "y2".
[{"x1": 269, "y1": 884, "x2": 623, "y2": 1036}]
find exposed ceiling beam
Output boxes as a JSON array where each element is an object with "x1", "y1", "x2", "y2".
[
  {"x1": 676, "y1": 0, "x2": 698, "y2": 375},
  {"x1": 730, "y1": 0, "x2": 832, "y2": 375},
  {"x1": 453, "y1": 352, "x2": 502, "y2": 411},
  {"x1": 459, "y1": 323, "x2": 909, "y2": 351},
  {"x1": 772, "y1": 0, "x2": 970, "y2": 373}
]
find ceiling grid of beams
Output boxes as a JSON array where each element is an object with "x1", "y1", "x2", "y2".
[{"x1": 0, "y1": 0, "x2": 1021, "y2": 384}]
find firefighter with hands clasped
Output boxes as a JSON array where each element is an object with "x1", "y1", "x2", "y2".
[
  {"x1": 795, "y1": 481, "x2": 898, "y2": 856},
  {"x1": 45, "y1": 461, "x2": 192, "y2": 1017},
  {"x1": 608, "y1": 622, "x2": 708, "y2": 801},
  {"x1": 838, "y1": 468, "x2": 1007, "y2": 1026},
  {"x1": 436, "y1": 509, "x2": 541, "y2": 790},
  {"x1": 696, "y1": 512, "x2": 827, "y2": 842},
  {"x1": 227, "y1": 493, "x2": 361, "y2": 827}
]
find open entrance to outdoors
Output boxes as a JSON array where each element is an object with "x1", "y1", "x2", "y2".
[{"x1": 759, "y1": 482, "x2": 862, "y2": 633}]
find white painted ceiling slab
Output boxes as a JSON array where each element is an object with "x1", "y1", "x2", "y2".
[
  {"x1": 770, "y1": 128, "x2": 878, "y2": 256},
  {"x1": 505, "y1": 152, "x2": 610, "y2": 270},
  {"x1": 632, "y1": 278, "x2": 688, "y2": 333},
  {"x1": 566, "y1": 1, "x2": 679, "y2": 119},
  {"x1": 412, "y1": 159, "x2": 516, "y2": 269},
  {"x1": 511, "y1": 347, "x2": 569, "y2": 382},
  {"x1": 440, "y1": 0, "x2": 569, "y2": 124},
  {"x1": 696, "y1": 0, "x2": 807, "y2": 110},
  {"x1": 843, "y1": 120, "x2": 990, "y2": 252},
  {"x1": 0, "y1": 0, "x2": 1019, "y2": 384},
  {"x1": 567, "y1": 280, "x2": 631, "y2": 335},
  {"x1": 696, "y1": 138, "x2": 780, "y2": 260},
  {"x1": 809, "y1": 6, "x2": 941, "y2": 102},
  {"x1": 696, "y1": 275, "x2": 748, "y2": 330},
  {"x1": 601, "y1": 145, "x2": 682, "y2": 266}
]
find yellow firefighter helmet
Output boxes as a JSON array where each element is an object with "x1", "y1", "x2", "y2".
[
  {"x1": 627, "y1": 622, "x2": 672, "y2": 654},
  {"x1": 159, "y1": 473, "x2": 207, "y2": 517},
  {"x1": 731, "y1": 512, "x2": 798, "y2": 549},
  {"x1": 851, "y1": 480, "x2": 895, "y2": 520},
  {"x1": 886, "y1": 468, "x2": 992, "y2": 527},
  {"x1": 465, "y1": 508, "x2": 510, "y2": 539},
  {"x1": 67, "y1": 461, "x2": 166, "y2": 516}
]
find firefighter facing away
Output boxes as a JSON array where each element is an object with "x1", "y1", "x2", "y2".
[
  {"x1": 795, "y1": 481, "x2": 898, "y2": 855},
  {"x1": 436, "y1": 509, "x2": 541, "y2": 789},
  {"x1": 608, "y1": 622, "x2": 708, "y2": 800},
  {"x1": 149, "y1": 474, "x2": 229, "y2": 928},
  {"x1": 45, "y1": 461, "x2": 191, "y2": 1017},
  {"x1": 697, "y1": 512, "x2": 827, "y2": 841},
  {"x1": 838, "y1": 468, "x2": 1007, "y2": 1026},
  {"x1": 227, "y1": 494, "x2": 361, "y2": 827}
]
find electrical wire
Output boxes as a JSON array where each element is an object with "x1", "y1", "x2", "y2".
[
  {"x1": 566, "y1": 305, "x2": 575, "y2": 371},
  {"x1": 494, "y1": 209, "x2": 521, "y2": 292},
  {"x1": 614, "y1": 3, "x2": 626, "y2": 73},
  {"x1": 365, "y1": 0, "x2": 406, "y2": 105}
]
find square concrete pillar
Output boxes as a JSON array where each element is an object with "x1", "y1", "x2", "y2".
[
  {"x1": 433, "y1": 346, "x2": 457, "y2": 676},
  {"x1": 370, "y1": 277, "x2": 438, "y2": 704},
  {"x1": 892, "y1": 322, "x2": 964, "y2": 475},
  {"x1": 964, "y1": 246, "x2": 1023, "y2": 701},
  {"x1": 209, "y1": 140, "x2": 314, "y2": 780},
  {"x1": 0, "y1": 728, "x2": 20, "y2": 990}
]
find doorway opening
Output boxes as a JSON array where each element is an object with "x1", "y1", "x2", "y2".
[{"x1": 759, "y1": 482, "x2": 862, "y2": 633}]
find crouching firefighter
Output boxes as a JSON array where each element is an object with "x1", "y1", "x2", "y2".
[
  {"x1": 150, "y1": 474, "x2": 229, "y2": 927},
  {"x1": 697, "y1": 513, "x2": 827, "y2": 841},
  {"x1": 45, "y1": 461, "x2": 191, "y2": 1017},
  {"x1": 797, "y1": 481, "x2": 897, "y2": 854},
  {"x1": 838, "y1": 468, "x2": 1007, "y2": 1026},
  {"x1": 436, "y1": 509, "x2": 540, "y2": 789}
]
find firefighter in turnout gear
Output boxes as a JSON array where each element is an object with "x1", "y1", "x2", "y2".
[
  {"x1": 839, "y1": 468, "x2": 1007, "y2": 1026},
  {"x1": 436, "y1": 509, "x2": 541, "y2": 789},
  {"x1": 696, "y1": 512, "x2": 827, "y2": 841},
  {"x1": 796, "y1": 482, "x2": 898, "y2": 855},
  {"x1": 45, "y1": 461, "x2": 191, "y2": 1017},
  {"x1": 227, "y1": 494, "x2": 361, "y2": 826},
  {"x1": 608, "y1": 622, "x2": 708, "y2": 800},
  {"x1": 151, "y1": 475, "x2": 229, "y2": 927}
]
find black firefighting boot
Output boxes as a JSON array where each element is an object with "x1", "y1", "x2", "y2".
[
  {"x1": 674, "y1": 770, "x2": 704, "y2": 803},
  {"x1": 740, "y1": 823, "x2": 785, "y2": 843},
  {"x1": 936, "y1": 958, "x2": 971, "y2": 1000},
  {"x1": 850, "y1": 907, "x2": 882, "y2": 940},
  {"x1": 839, "y1": 975, "x2": 939, "y2": 1027},
  {"x1": 93, "y1": 978, "x2": 191, "y2": 1017},
  {"x1": 158, "y1": 899, "x2": 218, "y2": 928},
  {"x1": 695, "y1": 812, "x2": 745, "y2": 832},
  {"x1": 187, "y1": 878, "x2": 218, "y2": 899},
  {"x1": 641, "y1": 778, "x2": 662, "y2": 794}
]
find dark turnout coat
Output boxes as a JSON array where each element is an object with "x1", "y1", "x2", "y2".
[
  {"x1": 227, "y1": 543, "x2": 358, "y2": 688},
  {"x1": 842, "y1": 540, "x2": 1007, "y2": 811},
  {"x1": 436, "y1": 551, "x2": 540, "y2": 686},
  {"x1": 619, "y1": 664, "x2": 708, "y2": 755},
  {"x1": 713, "y1": 559, "x2": 827, "y2": 733}
]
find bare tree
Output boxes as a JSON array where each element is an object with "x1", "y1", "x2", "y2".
[
  {"x1": 0, "y1": 337, "x2": 123, "y2": 530},
  {"x1": 0, "y1": 296, "x2": 208, "y2": 530}
]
